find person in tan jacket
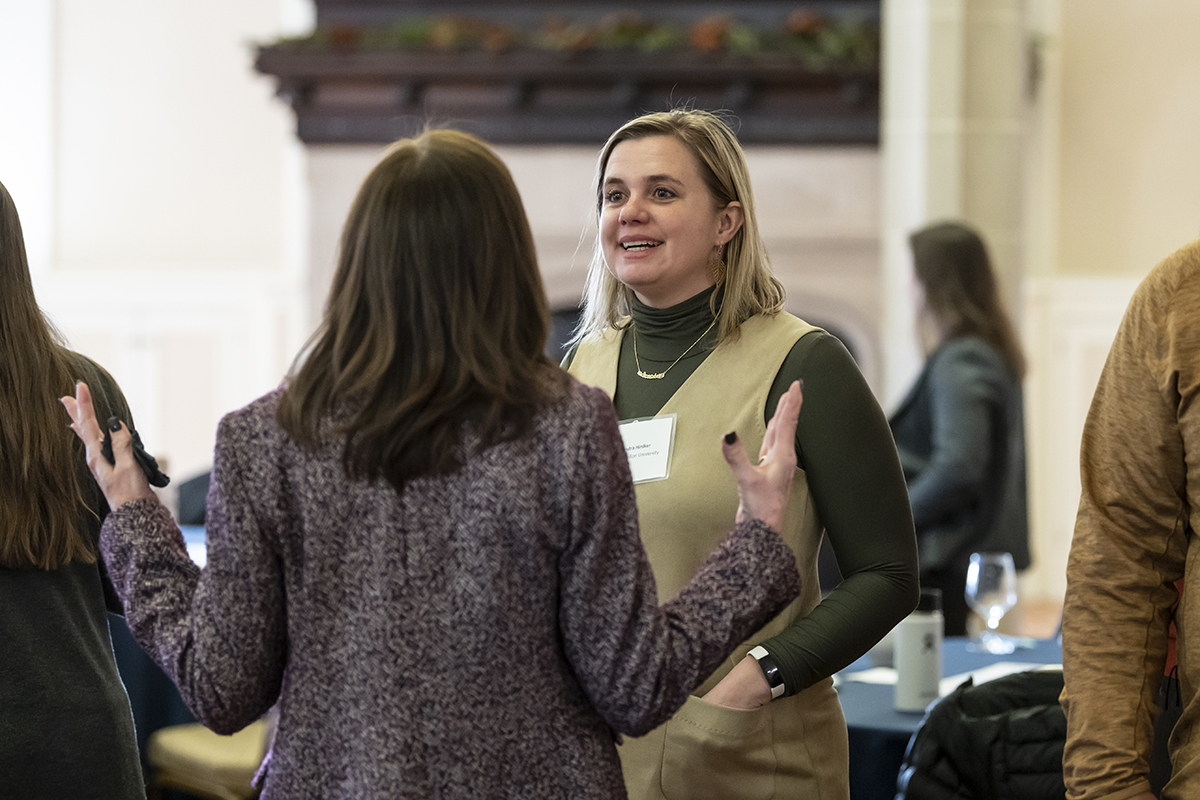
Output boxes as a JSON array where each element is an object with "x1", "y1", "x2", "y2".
[{"x1": 1061, "y1": 238, "x2": 1200, "y2": 800}]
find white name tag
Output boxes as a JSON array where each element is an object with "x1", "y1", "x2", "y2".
[{"x1": 618, "y1": 414, "x2": 676, "y2": 484}]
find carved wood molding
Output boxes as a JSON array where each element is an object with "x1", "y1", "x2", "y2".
[{"x1": 255, "y1": 4, "x2": 880, "y2": 145}]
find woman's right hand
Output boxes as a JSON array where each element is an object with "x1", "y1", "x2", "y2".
[
  {"x1": 61, "y1": 381, "x2": 156, "y2": 511},
  {"x1": 722, "y1": 380, "x2": 803, "y2": 531}
]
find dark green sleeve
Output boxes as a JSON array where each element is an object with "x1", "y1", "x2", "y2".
[{"x1": 760, "y1": 332, "x2": 920, "y2": 694}]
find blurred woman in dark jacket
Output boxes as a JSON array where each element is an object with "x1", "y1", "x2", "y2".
[
  {"x1": 0, "y1": 179, "x2": 145, "y2": 798},
  {"x1": 890, "y1": 221, "x2": 1029, "y2": 636}
]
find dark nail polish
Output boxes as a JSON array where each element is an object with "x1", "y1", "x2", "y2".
[
  {"x1": 108, "y1": 416, "x2": 122, "y2": 432},
  {"x1": 798, "y1": 379, "x2": 805, "y2": 392},
  {"x1": 724, "y1": 431, "x2": 737, "y2": 445}
]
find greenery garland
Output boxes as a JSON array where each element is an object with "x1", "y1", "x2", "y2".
[{"x1": 266, "y1": 11, "x2": 879, "y2": 71}]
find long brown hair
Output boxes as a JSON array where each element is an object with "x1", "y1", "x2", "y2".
[
  {"x1": 277, "y1": 129, "x2": 568, "y2": 492},
  {"x1": 576, "y1": 109, "x2": 785, "y2": 345},
  {"x1": 910, "y1": 221, "x2": 1026, "y2": 379},
  {"x1": 0, "y1": 180, "x2": 95, "y2": 570}
]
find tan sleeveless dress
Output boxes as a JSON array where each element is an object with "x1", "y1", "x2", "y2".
[{"x1": 569, "y1": 312, "x2": 851, "y2": 800}]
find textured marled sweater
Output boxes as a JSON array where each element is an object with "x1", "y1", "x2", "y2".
[{"x1": 101, "y1": 377, "x2": 801, "y2": 799}]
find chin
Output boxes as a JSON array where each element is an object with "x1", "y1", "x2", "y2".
[{"x1": 611, "y1": 266, "x2": 654, "y2": 291}]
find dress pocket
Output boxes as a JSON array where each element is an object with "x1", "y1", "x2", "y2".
[{"x1": 660, "y1": 695, "x2": 776, "y2": 800}]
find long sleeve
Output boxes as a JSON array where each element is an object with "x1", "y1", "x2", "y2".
[
  {"x1": 758, "y1": 333, "x2": 920, "y2": 693},
  {"x1": 99, "y1": 408, "x2": 287, "y2": 735},
  {"x1": 901, "y1": 341, "x2": 1007, "y2": 529},
  {"x1": 556, "y1": 387, "x2": 801, "y2": 736},
  {"x1": 1061, "y1": 256, "x2": 1199, "y2": 800}
]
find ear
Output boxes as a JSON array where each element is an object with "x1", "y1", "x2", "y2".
[{"x1": 716, "y1": 201, "x2": 745, "y2": 245}]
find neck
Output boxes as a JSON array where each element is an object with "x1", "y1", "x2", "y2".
[{"x1": 630, "y1": 286, "x2": 719, "y2": 360}]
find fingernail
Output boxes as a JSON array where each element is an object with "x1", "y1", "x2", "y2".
[
  {"x1": 108, "y1": 416, "x2": 122, "y2": 432},
  {"x1": 798, "y1": 379, "x2": 804, "y2": 392},
  {"x1": 724, "y1": 431, "x2": 737, "y2": 444}
]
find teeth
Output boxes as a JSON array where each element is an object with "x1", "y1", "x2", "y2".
[{"x1": 622, "y1": 241, "x2": 661, "y2": 251}]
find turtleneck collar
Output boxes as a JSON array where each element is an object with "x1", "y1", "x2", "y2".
[{"x1": 629, "y1": 285, "x2": 719, "y2": 361}]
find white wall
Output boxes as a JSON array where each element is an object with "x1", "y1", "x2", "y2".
[
  {"x1": 1020, "y1": 276, "x2": 1137, "y2": 603},
  {"x1": 1055, "y1": 0, "x2": 1200, "y2": 276},
  {"x1": 0, "y1": 0, "x2": 314, "y2": 481},
  {"x1": 1017, "y1": 0, "x2": 1200, "y2": 604}
]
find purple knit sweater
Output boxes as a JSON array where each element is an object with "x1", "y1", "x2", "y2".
[{"x1": 101, "y1": 378, "x2": 800, "y2": 799}]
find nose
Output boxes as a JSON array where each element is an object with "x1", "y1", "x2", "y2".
[{"x1": 619, "y1": 194, "x2": 648, "y2": 224}]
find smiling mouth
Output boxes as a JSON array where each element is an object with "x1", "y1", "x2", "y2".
[{"x1": 621, "y1": 240, "x2": 663, "y2": 251}]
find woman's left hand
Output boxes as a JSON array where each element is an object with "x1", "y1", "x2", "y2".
[
  {"x1": 723, "y1": 380, "x2": 802, "y2": 532},
  {"x1": 61, "y1": 381, "x2": 156, "y2": 510},
  {"x1": 701, "y1": 654, "x2": 772, "y2": 710}
]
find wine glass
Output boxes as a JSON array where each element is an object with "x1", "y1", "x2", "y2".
[{"x1": 965, "y1": 552, "x2": 1018, "y2": 654}]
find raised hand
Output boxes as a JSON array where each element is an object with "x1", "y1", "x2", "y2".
[
  {"x1": 703, "y1": 381, "x2": 803, "y2": 711},
  {"x1": 721, "y1": 380, "x2": 803, "y2": 532},
  {"x1": 61, "y1": 382, "x2": 155, "y2": 511}
]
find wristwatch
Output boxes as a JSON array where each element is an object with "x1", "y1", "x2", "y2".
[{"x1": 749, "y1": 645, "x2": 785, "y2": 700}]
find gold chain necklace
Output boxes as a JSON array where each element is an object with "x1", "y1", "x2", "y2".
[{"x1": 633, "y1": 318, "x2": 717, "y2": 380}]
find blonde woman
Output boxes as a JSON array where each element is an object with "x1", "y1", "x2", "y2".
[{"x1": 566, "y1": 109, "x2": 920, "y2": 799}]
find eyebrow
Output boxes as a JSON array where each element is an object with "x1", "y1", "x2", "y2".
[{"x1": 603, "y1": 173, "x2": 684, "y2": 188}]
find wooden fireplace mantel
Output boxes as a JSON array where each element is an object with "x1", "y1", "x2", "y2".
[{"x1": 254, "y1": 3, "x2": 880, "y2": 146}]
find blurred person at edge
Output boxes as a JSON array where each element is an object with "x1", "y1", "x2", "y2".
[
  {"x1": 61, "y1": 129, "x2": 807, "y2": 799},
  {"x1": 1061, "y1": 239, "x2": 1200, "y2": 800},
  {"x1": 0, "y1": 178, "x2": 144, "y2": 799},
  {"x1": 565, "y1": 108, "x2": 920, "y2": 800},
  {"x1": 889, "y1": 221, "x2": 1030, "y2": 637}
]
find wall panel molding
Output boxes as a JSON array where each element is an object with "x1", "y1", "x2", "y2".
[{"x1": 1020, "y1": 275, "x2": 1138, "y2": 604}]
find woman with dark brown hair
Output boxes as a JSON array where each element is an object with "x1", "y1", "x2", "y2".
[
  {"x1": 62, "y1": 129, "x2": 806, "y2": 799},
  {"x1": 890, "y1": 220, "x2": 1030, "y2": 636},
  {"x1": 0, "y1": 179, "x2": 145, "y2": 797}
]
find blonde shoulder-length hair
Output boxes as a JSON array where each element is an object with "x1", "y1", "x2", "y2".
[{"x1": 574, "y1": 109, "x2": 785, "y2": 345}]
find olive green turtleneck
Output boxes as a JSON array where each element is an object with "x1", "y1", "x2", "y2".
[{"x1": 565, "y1": 286, "x2": 918, "y2": 695}]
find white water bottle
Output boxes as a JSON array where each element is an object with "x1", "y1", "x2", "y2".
[{"x1": 894, "y1": 588, "x2": 943, "y2": 712}]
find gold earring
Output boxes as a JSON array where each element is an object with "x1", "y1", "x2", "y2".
[{"x1": 709, "y1": 248, "x2": 727, "y2": 282}]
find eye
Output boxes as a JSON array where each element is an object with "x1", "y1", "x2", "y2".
[
  {"x1": 604, "y1": 189, "x2": 625, "y2": 204},
  {"x1": 653, "y1": 186, "x2": 676, "y2": 199}
]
